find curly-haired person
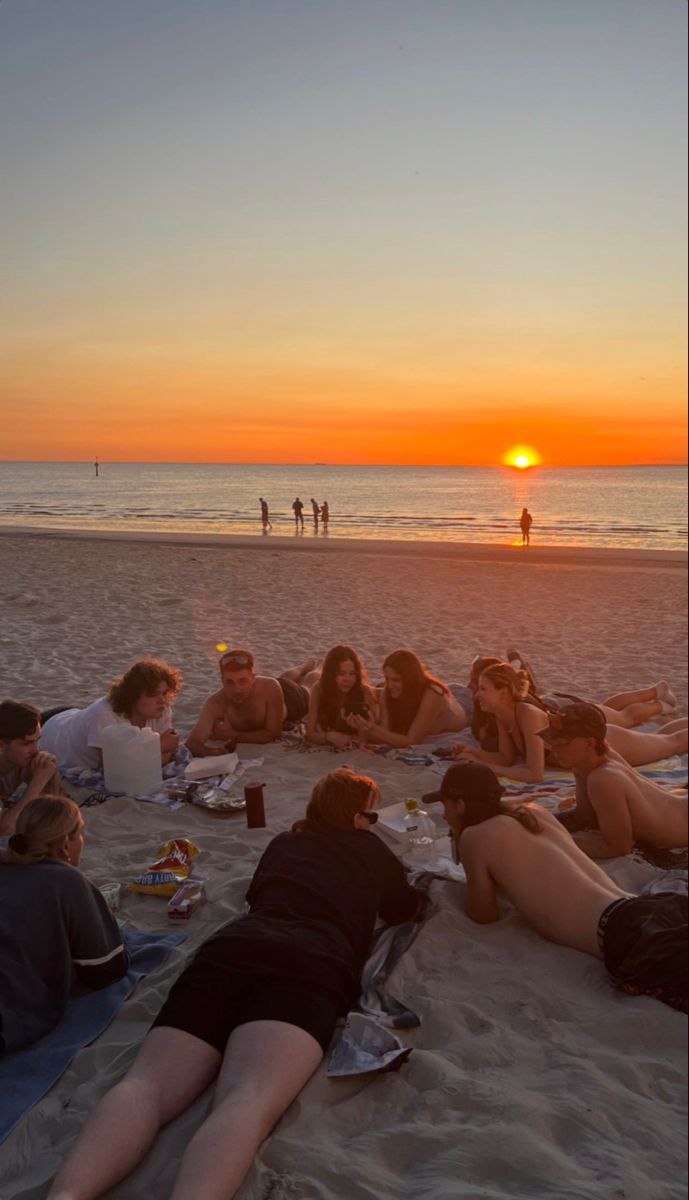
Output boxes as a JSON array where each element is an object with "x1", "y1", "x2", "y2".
[{"x1": 41, "y1": 658, "x2": 183, "y2": 769}]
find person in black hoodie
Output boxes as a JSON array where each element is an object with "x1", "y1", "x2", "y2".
[{"x1": 50, "y1": 767, "x2": 424, "y2": 1200}]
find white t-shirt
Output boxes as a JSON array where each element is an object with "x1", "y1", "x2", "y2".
[{"x1": 41, "y1": 697, "x2": 172, "y2": 771}]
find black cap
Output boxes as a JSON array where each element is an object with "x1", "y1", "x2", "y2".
[
  {"x1": 423, "y1": 762, "x2": 505, "y2": 807},
  {"x1": 538, "y1": 703, "x2": 607, "y2": 746}
]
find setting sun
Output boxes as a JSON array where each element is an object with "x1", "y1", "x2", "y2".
[{"x1": 503, "y1": 446, "x2": 542, "y2": 469}]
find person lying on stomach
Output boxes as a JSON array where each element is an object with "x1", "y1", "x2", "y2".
[{"x1": 425, "y1": 762, "x2": 687, "y2": 1014}]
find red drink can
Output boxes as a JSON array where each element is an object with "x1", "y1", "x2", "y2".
[{"x1": 245, "y1": 783, "x2": 266, "y2": 828}]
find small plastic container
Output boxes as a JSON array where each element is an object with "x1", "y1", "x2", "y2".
[{"x1": 99, "y1": 882, "x2": 122, "y2": 912}]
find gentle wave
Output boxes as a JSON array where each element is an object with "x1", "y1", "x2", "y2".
[{"x1": 0, "y1": 462, "x2": 686, "y2": 550}]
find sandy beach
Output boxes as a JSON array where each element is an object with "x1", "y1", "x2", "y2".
[{"x1": 1, "y1": 530, "x2": 687, "y2": 1200}]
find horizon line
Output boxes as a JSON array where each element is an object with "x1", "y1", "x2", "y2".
[{"x1": 0, "y1": 459, "x2": 687, "y2": 470}]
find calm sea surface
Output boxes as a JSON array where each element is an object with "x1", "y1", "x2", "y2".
[{"x1": 0, "y1": 463, "x2": 686, "y2": 551}]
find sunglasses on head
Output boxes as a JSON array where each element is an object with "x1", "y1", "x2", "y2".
[{"x1": 220, "y1": 653, "x2": 252, "y2": 668}]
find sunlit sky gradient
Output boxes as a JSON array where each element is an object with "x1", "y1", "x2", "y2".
[{"x1": 1, "y1": 0, "x2": 686, "y2": 465}]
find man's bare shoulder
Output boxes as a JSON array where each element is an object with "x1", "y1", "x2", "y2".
[
  {"x1": 201, "y1": 688, "x2": 227, "y2": 712},
  {"x1": 253, "y1": 675, "x2": 283, "y2": 697},
  {"x1": 588, "y1": 759, "x2": 631, "y2": 796}
]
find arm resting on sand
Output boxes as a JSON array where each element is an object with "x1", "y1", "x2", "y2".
[
  {"x1": 572, "y1": 774, "x2": 634, "y2": 858},
  {"x1": 365, "y1": 689, "x2": 447, "y2": 749},
  {"x1": 186, "y1": 700, "x2": 235, "y2": 757},
  {"x1": 460, "y1": 832, "x2": 501, "y2": 924},
  {"x1": 481, "y1": 709, "x2": 546, "y2": 783},
  {"x1": 68, "y1": 876, "x2": 130, "y2": 988}
]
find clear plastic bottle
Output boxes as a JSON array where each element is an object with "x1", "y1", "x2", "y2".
[{"x1": 403, "y1": 799, "x2": 436, "y2": 864}]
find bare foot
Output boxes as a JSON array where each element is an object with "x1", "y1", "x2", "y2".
[
  {"x1": 656, "y1": 680, "x2": 679, "y2": 709},
  {"x1": 506, "y1": 648, "x2": 538, "y2": 691}
]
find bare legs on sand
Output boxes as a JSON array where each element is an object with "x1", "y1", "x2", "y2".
[
  {"x1": 601, "y1": 681, "x2": 679, "y2": 728},
  {"x1": 48, "y1": 1023, "x2": 323, "y2": 1200},
  {"x1": 606, "y1": 722, "x2": 688, "y2": 767},
  {"x1": 280, "y1": 658, "x2": 322, "y2": 690}
]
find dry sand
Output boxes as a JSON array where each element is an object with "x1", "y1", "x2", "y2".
[{"x1": 0, "y1": 531, "x2": 687, "y2": 1200}]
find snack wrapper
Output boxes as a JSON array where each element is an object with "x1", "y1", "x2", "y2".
[
  {"x1": 130, "y1": 838, "x2": 200, "y2": 896},
  {"x1": 327, "y1": 1013, "x2": 412, "y2": 1078},
  {"x1": 168, "y1": 879, "x2": 207, "y2": 920}
]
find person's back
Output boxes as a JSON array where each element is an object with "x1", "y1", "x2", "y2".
[
  {"x1": 211, "y1": 827, "x2": 419, "y2": 1007},
  {"x1": 0, "y1": 797, "x2": 127, "y2": 1055},
  {"x1": 0, "y1": 860, "x2": 122, "y2": 1051},
  {"x1": 461, "y1": 806, "x2": 622, "y2": 956},
  {"x1": 587, "y1": 756, "x2": 688, "y2": 850}
]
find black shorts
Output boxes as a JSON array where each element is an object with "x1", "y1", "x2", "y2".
[
  {"x1": 597, "y1": 893, "x2": 688, "y2": 1013},
  {"x1": 152, "y1": 957, "x2": 340, "y2": 1054},
  {"x1": 279, "y1": 677, "x2": 310, "y2": 725}
]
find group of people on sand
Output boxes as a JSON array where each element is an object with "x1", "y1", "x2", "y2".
[
  {"x1": 0, "y1": 646, "x2": 687, "y2": 1200},
  {"x1": 1, "y1": 647, "x2": 687, "y2": 857},
  {"x1": 259, "y1": 496, "x2": 330, "y2": 533}
]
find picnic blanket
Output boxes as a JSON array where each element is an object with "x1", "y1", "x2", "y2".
[{"x1": 0, "y1": 925, "x2": 185, "y2": 1145}]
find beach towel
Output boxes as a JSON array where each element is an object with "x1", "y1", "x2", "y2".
[
  {"x1": 60, "y1": 748, "x2": 264, "y2": 813},
  {"x1": 0, "y1": 925, "x2": 185, "y2": 1145}
]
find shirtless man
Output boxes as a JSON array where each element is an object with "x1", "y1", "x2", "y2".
[
  {"x1": 425, "y1": 761, "x2": 687, "y2": 1012},
  {"x1": 186, "y1": 649, "x2": 311, "y2": 754},
  {"x1": 0, "y1": 701, "x2": 63, "y2": 836},
  {"x1": 538, "y1": 702, "x2": 688, "y2": 859}
]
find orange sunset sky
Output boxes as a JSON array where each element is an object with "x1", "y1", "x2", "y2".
[{"x1": 1, "y1": 1, "x2": 687, "y2": 467}]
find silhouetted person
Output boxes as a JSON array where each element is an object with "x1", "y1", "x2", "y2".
[
  {"x1": 320, "y1": 500, "x2": 330, "y2": 531},
  {"x1": 292, "y1": 497, "x2": 305, "y2": 530},
  {"x1": 94, "y1": 458, "x2": 99, "y2": 478},
  {"x1": 520, "y1": 507, "x2": 533, "y2": 546},
  {"x1": 310, "y1": 498, "x2": 319, "y2": 530},
  {"x1": 259, "y1": 498, "x2": 272, "y2": 532}
]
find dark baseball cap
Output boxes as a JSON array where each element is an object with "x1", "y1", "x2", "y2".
[
  {"x1": 423, "y1": 761, "x2": 505, "y2": 807},
  {"x1": 538, "y1": 703, "x2": 606, "y2": 745}
]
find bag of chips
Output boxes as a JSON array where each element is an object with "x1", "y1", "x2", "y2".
[{"x1": 130, "y1": 838, "x2": 200, "y2": 896}]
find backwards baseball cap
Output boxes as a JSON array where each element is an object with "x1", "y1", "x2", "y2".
[
  {"x1": 538, "y1": 702, "x2": 606, "y2": 746},
  {"x1": 423, "y1": 761, "x2": 505, "y2": 807}
]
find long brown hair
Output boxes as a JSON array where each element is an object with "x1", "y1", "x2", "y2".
[
  {"x1": 108, "y1": 658, "x2": 182, "y2": 718},
  {"x1": 383, "y1": 649, "x2": 449, "y2": 735},
  {"x1": 469, "y1": 656, "x2": 502, "y2": 741},
  {"x1": 480, "y1": 663, "x2": 531, "y2": 703},
  {"x1": 7, "y1": 795, "x2": 82, "y2": 864},
  {"x1": 316, "y1": 646, "x2": 370, "y2": 732},
  {"x1": 293, "y1": 767, "x2": 380, "y2": 834}
]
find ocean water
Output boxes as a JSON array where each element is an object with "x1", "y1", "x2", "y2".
[{"x1": 0, "y1": 462, "x2": 686, "y2": 551}]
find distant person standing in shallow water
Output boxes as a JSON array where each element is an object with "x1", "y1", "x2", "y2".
[
  {"x1": 320, "y1": 500, "x2": 330, "y2": 531},
  {"x1": 520, "y1": 507, "x2": 533, "y2": 546},
  {"x1": 94, "y1": 458, "x2": 99, "y2": 478},
  {"x1": 292, "y1": 497, "x2": 305, "y2": 530},
  {"x1": 310, "y1": 498, "x2": 320, "y2": 530},
  {"x1": 259, "y1": 498, "x2": 272, "y2": 532}
]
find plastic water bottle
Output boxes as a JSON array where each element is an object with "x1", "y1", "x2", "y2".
[{"x1": 404, "y1": 799, "x2": 436, "y2": 864}]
